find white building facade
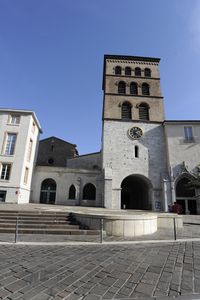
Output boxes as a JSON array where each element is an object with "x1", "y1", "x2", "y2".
[
  {"x1": 1, "y1": 55, "x2": 200, "y2": 214},
  {"x1": 0, "y1": 109, "x2": 42, "y2": 204}
]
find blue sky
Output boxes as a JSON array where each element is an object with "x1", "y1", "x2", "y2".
[{"x1": 0, "y1": 0, "x2": 200, "y2": 154}]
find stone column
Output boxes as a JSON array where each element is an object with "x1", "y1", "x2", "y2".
[
  {"x1": 163, "y1": 179, "x2": 169, "y2": 212},
  {"x1": 112, "y1": 188, "x2": 122, "y2": 209},
  {"x1": 170, "y1": 167, "x2": 176, "y2": 204},
  {"x1": 185, "y1": 200, "x2": 190, "y2": 214},
  {"x1": 76, "y1": 177, "x2": 81, "y2": 205},
  {"x1": 103, "y1": 168, "x2": 113, "y2": 208}
]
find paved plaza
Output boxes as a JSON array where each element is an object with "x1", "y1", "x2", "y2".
[{"x1": 0, "y1": 242, "x2": 200, "y2": 299}]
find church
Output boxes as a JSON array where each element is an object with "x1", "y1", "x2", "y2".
[{"x1": 1, "y1": 54, "x2": 200, "y2": 215}]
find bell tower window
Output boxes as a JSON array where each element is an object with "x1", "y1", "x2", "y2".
[
  {"x1": 135, "y1": 67, "x2": 141, "y2": 76},
  {"x1": 144, "y1": 68, "x2": 151, "y2": 77},
  {"x1": 118, "y1": 81, "x2": 126, "y2": 94},
  {"x1": 138, "y1": 103, "x2": 149, "y2": 120},
  {"x1": 130, "y1": 82, "x2": 138, "y2": 95},
  {"x1": 121, "y1": 102, "x2": 132, "y2": 120},
  {"x1": 142, "y1": 83, "x2": 150, "y2": 95},
  {"x1": 125, "y1": 67, "x2": 131, "y2": 76},
  {"x1": 115, "y1": 66, "x2": 122, "y2": 75}
]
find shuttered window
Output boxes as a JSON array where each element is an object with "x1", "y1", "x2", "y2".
[
  {"x1": 118, "y1": 81, "x2": 126, "y2": 94},
  {"x1": 139, "y1": 104, "x2": 149, "y2": 120},
  {"x1": 144, "y1": 68, "x2": 151, "y2": 77},
  {"x1": 115, "y1": 66, "x2": 122, "y2": 75},
  {"x1": 125, "y1": 67, "x2": 131, "y2": 76},
  {"x1": 142, "y1": 83, "x2": 150, "y2": 95},
  {"x1": 135, "y1": 67, "x2": 141, "y2": 76},
  {"x1": 130, "y1": 82, "x2": 138, "y2": 95},
  {"x1": 121, "y1": 102, "x2": 132, "y2": 120}
]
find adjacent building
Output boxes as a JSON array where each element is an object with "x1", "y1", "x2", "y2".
[{"x1": 0, "y1": 109, "x2": 42, "y2": 203}]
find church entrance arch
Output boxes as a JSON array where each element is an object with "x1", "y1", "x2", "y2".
[
  {"x1": 40, "y1": 178, "x2": 57, "y2": 204},
  {"x1": 175, "y1": 176, "x2": 196, "y2": 214},
  {"x1": 121, "y1": 175, "x2": 151, "y2": 210}
]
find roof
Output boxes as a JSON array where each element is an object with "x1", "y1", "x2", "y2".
[
  {"x1": 39, "y1": 136, "x2": 77, "y2": 147},
  {"x1": 164, "y1": 120, "x2": 200, "y2": 124},
  {"x1": 104, "y1": 54, "x2": 160, "y2": 63},
  {"x1": 0, "y1": 108, "x2": 42, "y2": 133},
  {"x1": 68, "y1": 151, "x2": 101, "y2": 159}
]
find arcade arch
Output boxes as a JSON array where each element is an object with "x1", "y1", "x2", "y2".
[{"x1": 121, "y1": 175, "x2": 152, "y2": 210}]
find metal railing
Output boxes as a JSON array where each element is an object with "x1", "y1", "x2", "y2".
[{"x1": 1, "y1": 215, "x2": 200, "y2": 243}]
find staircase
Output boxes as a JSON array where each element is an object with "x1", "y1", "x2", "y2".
[{"x1": 0, "y1": 210, "x2": 99, "y2": 235}]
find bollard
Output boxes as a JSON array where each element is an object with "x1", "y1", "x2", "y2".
[
  {"x1": 173, "y1": 217, "x2": 176, "y2": 241},
  {"x1": 15, "y1": 216, "x2": 19, "y2": 243},
  {"x1": 100, "y1": 218, "x2": 104, "y2": 244}
]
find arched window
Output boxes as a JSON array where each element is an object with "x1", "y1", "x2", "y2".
[
  {"x1": 83, "y1": 183, "x2": 96, "y2": 200},
  {"x1": 121, "y1": 102, "x2": 132, "y2": 120},
  {"x1": 115, "y1": 66, "x2": 122, "y2": 75},
  {"x1": 134, "y1": 146, "x2": 139, "y2": 158},
  {"x1": 118, "y1": 81, "x2": 126, "y2": 94},
  {"x1": 142, "y1": 83, "x2": 150, "y2": 95},
  {"x1": 144, "y1": 68, "x2": 151, "y2": 77},
  {"x1": 135, "y1": 67, "x2": 141, "y2": 76},
  {"x1": 138, "y1": 103, "x2": 149, "y2": 120},
  {"x1": 40, "y1": 178, "x2": 57, "y2": 204},
  {"x1": 130, "y1": 82, "x2": 138, "y2": 95},
  {"x1": 68, "y1": 185, "x2": 76, "y2": 200},
  {"x1": 125, "y1": 67, "x2": 131, "y2": 76}
]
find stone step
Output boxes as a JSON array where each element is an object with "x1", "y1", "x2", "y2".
[
  {"x1": 0, "y1": 223, "x2": 80, "y2": 229},
  {"x1": 0, "y1": 228, "x2": 99, "y2": 235},
  {"x1": 0, "y1": 210, "x2": 69, "y2": 215},
  {"x1": 0, "y1": 215, "x2": 69, "y2": 220},
  {"x1": 0, "y1": 219, "x2": 71, "y2": 224},
  {"x1": 0, "y1": 209, "x2": 96, "y2": 236}
]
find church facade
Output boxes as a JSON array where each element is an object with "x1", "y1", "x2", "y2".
[{"x1": 1, "y1": 54, "x2": 200, "y2": 214}]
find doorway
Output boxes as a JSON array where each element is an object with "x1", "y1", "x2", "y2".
[
  {"x1": 121, "y1": 175, "x2": 150, "y2": 210},
  {"x1": 40, "y1": 178, "x2": 57, "y2": 204},
  {"x1": 176, "y1": 177, "x2": 197, "y2": 214}
]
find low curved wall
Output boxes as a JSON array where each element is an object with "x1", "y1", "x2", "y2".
[{"x1": 72, "y1": 213, "x2": 158, "y2": 237}]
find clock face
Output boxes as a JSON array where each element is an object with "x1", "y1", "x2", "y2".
[{"x1": 128, "y1": 127, "x2": 143, "y2": 139}]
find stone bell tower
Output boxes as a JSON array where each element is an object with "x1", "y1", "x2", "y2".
[
  {"x1": 101, "y1": 55, "x2": 167, "y2": 210},
  {"x1": 102, "y1": 54, "x2": 165, "y2": 122}
]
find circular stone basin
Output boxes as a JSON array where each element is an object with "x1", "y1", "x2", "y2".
[{"x1": 72, "y1": 212, "x2": 157, "y2": 237}]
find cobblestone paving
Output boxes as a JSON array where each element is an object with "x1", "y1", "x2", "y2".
[{"x1": 0, "y1": 242, "x2": 200, "y2": 299}]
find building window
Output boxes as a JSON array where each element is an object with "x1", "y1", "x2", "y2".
[
  {"x1": 118, "y1": 81, "x2": 126, "y2": 94},
  {"x1": 48, "y1": 158, "x2": 54, "y2": 165},
  {"x1": 130, "y1": 82, "x2": 138, "y2": 95},
  {"x1": 83, "y1": 183, "x2": 96, "y2": 200},
  {"x1": 115, "y1": 66, "x2": 122, "y2": 75},
  {"x1": 121, "y1": 102, "x2": 132, "y2": 120},
  {"x1": 24, "y1": 167, "x2": 29, "y2": 185},
  {"x1": 32, "y1": 122, "x2": 36, "y2": 134},
  {"x1": 69, "y1": 185, "x2": 76, "y2": 200},
  {"x1": 135, "y1": 67, "x2": 141, "y2": 76},
  {"x1": 0, "y1": 164, "x2": 11, "y2": 180},
  {"x1": 138, "y1": 103, "x2": 149, "y2": 120},
  {"x1": 144, "y1": 68, "x2": 151, "y2": 77},
  {"x1": 142, "y1": 83, "x2": 150, "y2": 95},
  {"x1": 134, "y1": 146, "x2": 139, "y2": 158},
  {"x1": 27, "y1": 139, "x2": 33, "y2": 161},
  {"x1": 184, "y1": 127, "x2": 194, "y2": 141},
  {"x1": 125, "y1": 67, "x2": 131, "y2": 76},
  {"x1": 4, "y1": 133, "x2": 17, "y2": 155},
  {"x1": 8, "y1": 115, "x2": 20, "y2": 125}
]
